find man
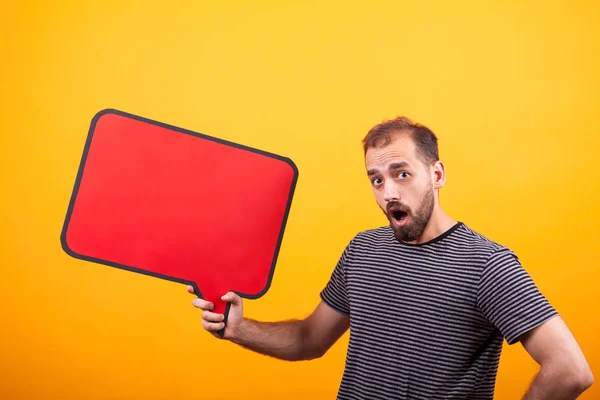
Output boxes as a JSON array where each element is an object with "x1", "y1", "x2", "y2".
[{"x1": 188, "y1": 117, "x2": 593, "y2": 399}]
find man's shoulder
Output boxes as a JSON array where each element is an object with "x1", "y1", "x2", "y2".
[
  {"x1": 456, "y1": 222, "x2": 517, "y2": 259},
  {"x1": 351, "y1": 225, "x2": 394, "y2": 246}
]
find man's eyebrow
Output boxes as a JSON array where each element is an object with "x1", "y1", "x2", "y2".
[
  {"x1": 367, "y1": 161, "x2": 410, "y2": 176},
  {"x1": 389, "y1": 162, "x2": 409, "y2": 170}
]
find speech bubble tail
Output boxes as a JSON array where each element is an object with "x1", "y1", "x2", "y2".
[
  {"x1": 216, "y1": 302, "x2": 232, "y2": 339},
  {"x1": 197, "y1": 289, "x2": 231, "y2": 339}
]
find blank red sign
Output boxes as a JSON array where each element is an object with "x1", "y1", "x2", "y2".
[{"x1": 61, "y1": 109, "x2": 298, "y2": 329}]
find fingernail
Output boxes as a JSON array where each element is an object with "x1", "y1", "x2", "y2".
[{"x1": 209, "y1": 303, "x2": 214, "y2": 310}]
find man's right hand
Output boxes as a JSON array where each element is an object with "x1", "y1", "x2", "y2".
[
  {"x1": 187, "y1": 285, "x2": 244, "y2": 340},
  {"x1": 186, "y1": 286, "x2": 349, "y2": 362}
]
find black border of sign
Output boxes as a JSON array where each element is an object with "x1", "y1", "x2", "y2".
[{"x1": 60, "y1": 108, "x2": 299, "y2": 337}]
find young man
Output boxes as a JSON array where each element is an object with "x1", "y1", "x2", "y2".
[{"x1": 188, "y1": 117, "x2": 593, "y2": 399}]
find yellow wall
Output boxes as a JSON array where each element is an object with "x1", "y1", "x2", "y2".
[{"x1": 2, "y1": 1, "x2": 598, "y2": 398}]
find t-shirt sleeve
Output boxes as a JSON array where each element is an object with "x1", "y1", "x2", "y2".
[
  {"x1": 319, "y1": 241, "x2": 351, "y2": 315},
  {"x1": 477, "y1": 247, "x2": 558, "y2": 345}
]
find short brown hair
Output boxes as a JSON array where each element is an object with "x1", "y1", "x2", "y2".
[{"x1": 362, "y1": 116, "x2": 439, "y2": 165}]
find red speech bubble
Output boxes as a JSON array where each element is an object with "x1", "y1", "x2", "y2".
[{"x1": 61, "y1": 109, "x2": 298, "y2": 334}]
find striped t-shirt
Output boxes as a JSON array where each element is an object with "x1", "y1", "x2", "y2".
[{"x1": 320, "y1": 221, "x2": 558, "y2": 400}]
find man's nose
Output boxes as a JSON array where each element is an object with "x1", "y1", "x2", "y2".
[{"x1": 383, "y1": 182, "x2": 400, "y2": 202}]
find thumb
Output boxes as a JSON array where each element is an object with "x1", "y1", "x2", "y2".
[{"x1": 221, "y1": 291, "x2": 242, "y2": 306}]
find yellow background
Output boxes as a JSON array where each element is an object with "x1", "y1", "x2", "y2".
[{"x1": 1, "y1": 1, "x2": 599, "y2": 399}]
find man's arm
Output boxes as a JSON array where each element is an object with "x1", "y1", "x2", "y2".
[
  {"x1": 520, "y1": 315, "x2": 593, "y2": 399},
  {"x1": 231, "y1": 301, "x2": 350, "y2": 361},
  {"x1": 189, "y1": 286, "x2": 350, "y2": 361},
  {"x1": 477, "y1": 248, "x2": 594, "y2": 398}
]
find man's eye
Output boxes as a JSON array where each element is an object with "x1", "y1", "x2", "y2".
[
  {"x1": 372, "y1": 178, "x2": 382, "y2": 185},
  {"x1": 398, "y1": 172, "x2": 409, "y2": 179}
]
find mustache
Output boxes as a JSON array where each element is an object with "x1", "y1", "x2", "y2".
[{"x1": 386, "y1": 201, "x2": 410, "y2": 214}]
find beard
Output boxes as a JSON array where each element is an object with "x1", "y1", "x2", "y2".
[{"x1": 383, "y1": 187, "x2": 435, "y2": 243}]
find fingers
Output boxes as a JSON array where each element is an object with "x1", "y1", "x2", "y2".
[
  {"x1": 186, "y1": 285, "x2": 195, "y2": 294},
  {"x1": 192, "y1": 298, "x2": 213, "y2": 310},
  {"x1": 202, "y1": 320, "x2": 226, "y2": 333},
  {"x1": 221, "y1": 291, "x2": 242, "y2": 306},
  {"x1": 192, "y1": 297, "x2": 225, "y2": 332},
  {"x1": 202, "y1": 310, "x2": 224, "y2": 323}
]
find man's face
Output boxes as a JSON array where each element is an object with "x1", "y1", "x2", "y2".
[{"x1": 365, "y1": 133, "x2": 436, "y2": 243}]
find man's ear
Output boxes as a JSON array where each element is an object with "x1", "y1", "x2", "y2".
[{"x1": 432, "y1": 160, "x2": 446, "y2": 190}]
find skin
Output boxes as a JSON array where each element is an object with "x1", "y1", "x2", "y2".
[{"x1": 189, "y1": 132, "x2": 593, "y2": 397}]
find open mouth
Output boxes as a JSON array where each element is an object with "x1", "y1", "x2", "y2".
[{"x1": 391, "y1": 210, "x2": 409, "y2": 225}]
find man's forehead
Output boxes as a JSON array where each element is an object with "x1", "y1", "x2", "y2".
[{"x1": 365, "y1": 135, "x2": 418, "y2": 168}]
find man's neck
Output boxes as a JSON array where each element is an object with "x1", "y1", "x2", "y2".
[{"x1": 409, "y1": 208, "x2": 458, "y2": 245}]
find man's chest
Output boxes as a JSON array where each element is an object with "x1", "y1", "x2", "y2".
[{"x1": 344, "y1": 256, "x2": 491, "y2": 336}]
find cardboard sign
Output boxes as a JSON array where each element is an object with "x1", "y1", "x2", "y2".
[{"x1": 61, "y1": 109, "x2": 298, "y2": 334}]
